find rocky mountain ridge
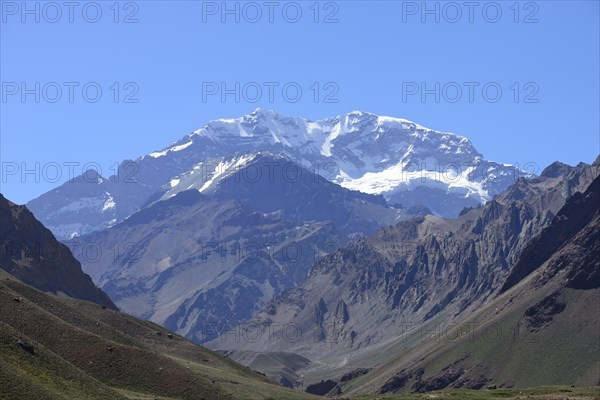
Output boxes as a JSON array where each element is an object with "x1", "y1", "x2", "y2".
[
  {"x1": 27, "y1": 109, "x2": 527, "y2": 240},
  {"x1": 210, "y1": 158, "x2": 598, "y2": 387}
]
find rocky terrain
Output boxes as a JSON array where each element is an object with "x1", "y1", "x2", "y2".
[
  {"x1": 69, "y1": 187, "x2": 347, "y2": 343},
  {"x1": 352, "y1": 173, "x2": 600, "y2": 396},
  {"x1": 211, "y1": 159, "x2": 599, "y2": 389}
]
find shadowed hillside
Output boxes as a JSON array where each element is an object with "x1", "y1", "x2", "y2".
[{"x1": 0, "y1": 194, "x2": 116, "y2": 310}]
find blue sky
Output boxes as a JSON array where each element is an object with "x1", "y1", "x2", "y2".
[{"x1": 1, "y1": 0, "x2": 599, "y2": 204}]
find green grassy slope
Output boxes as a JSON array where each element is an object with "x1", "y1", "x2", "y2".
[
  {"x1": 350, "y1": 386, "x2": 600, "y2": 400},
  {"x1": 0, "y1": 270, "x2": 320, "y2": 400}
]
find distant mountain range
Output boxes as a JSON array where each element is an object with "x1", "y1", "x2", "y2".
[
  {"x1": 65, "y1": 151, "x2": 437, "y2": 343},
  {"x1": 69, "y1": 186, "x2": 347, "y2": 343},
  {"x1": 27, "y1": 109, "x2": 526, "y2": 240}
]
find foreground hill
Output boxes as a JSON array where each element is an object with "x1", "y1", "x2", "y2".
[
  {"x1": 0, "y1": 194, "x2": 116, "y2": 310},
  {"x1": 0, "y1": 269, "x2": 319, "y2": 400}
]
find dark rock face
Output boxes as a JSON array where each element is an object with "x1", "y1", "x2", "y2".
[
  {"x1": 523, "y1": 291, "x2": 566, "y2": 332},
  {"x1": 279, "y1": 375, "x2": 294, "y2": 388},
  {"x1": 0, "y1": 194, "x2": 116, "y2": 310},
  {"x1": 380, "y1": 359, "x2": 491, "y2": 394},
  {"x1": 566, "y1": 263, "x2": 600, "y2": 290},
  {"x1": 315, "y1": 298, "x2": 328, "y2": 325},
  {"x1": 412, "y1": 370, "x2": 464, "y2": 392},
  {"x1": 501, "y1": 174, "x2": 600, "y2": 293},
  {"x1": 379, "y1": 374, "x2": 411, "y2": 393},
  {"x1": 378, "y1": 368, "x2": 424, "y2": 393},
  {"x1": 340, "y1": 367, "x2": 371, "y2": 382},
  {"x1": 17, "y1": 340, "x2": 35, "y2": 355},
  {"x1": 305, "y1": 379, "x2": 337, "y2": 395},
  {"x1": 561, "y1": 182, "x2": 600, "y2": 290}
]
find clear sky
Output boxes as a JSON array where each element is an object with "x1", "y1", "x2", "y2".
[{"x1": 1, "y1": 0, "x2": 599, "y2": 204}]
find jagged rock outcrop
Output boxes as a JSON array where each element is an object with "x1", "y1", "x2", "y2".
[
  {"x1": 211, "y1": 159, "x2": 598, "y2": 384},
  {"x1": 371, "y1": 171, "x2": 600, "y2": 394}
]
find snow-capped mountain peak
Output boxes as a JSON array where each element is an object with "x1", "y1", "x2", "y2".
[
  {"x1": 155, "y1": 108, "x2": 523, "y2": 216},
  {"x1": 28, "y1": 110, "x2": 528, "y2": 239}
]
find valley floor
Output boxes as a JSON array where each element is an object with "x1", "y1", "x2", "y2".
[{"x1": 350, "y1": 386, "x2": 600, "y2": 400}]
